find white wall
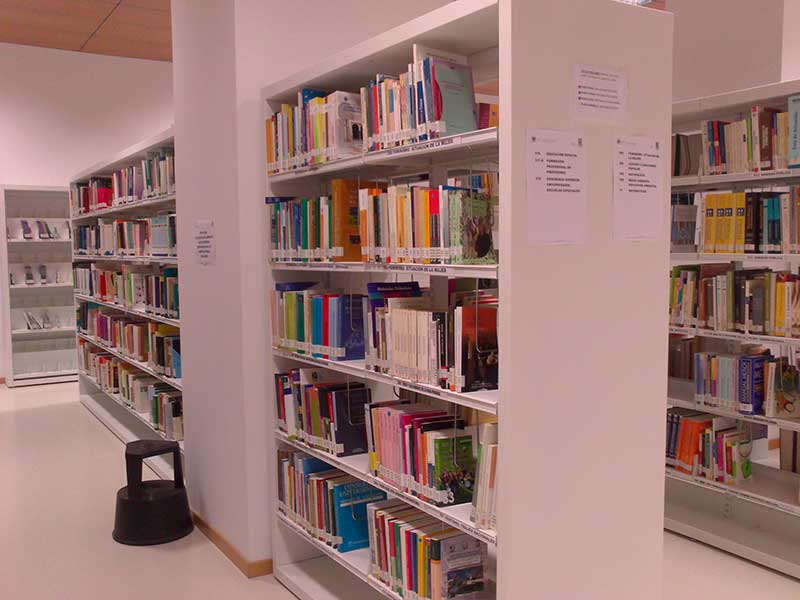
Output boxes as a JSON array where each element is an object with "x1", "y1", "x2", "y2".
[
  {"x1": 0, "y1": 43, "x2": 172, "y2": 380},
  {"x1": 172, "y1": 0, "x2": 449, "y2": 566},
  {"x1": 0, "y1": 43, "x2": 173, "y2": 186},
  {"x1": 670, "y1": 0, "x2": 784, "y2": 100},
  {"x1": 782, "y1": 0, "x2": 800, "y2": 80}
]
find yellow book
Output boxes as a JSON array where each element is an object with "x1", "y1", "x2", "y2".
[
  {"x1": 776, "y1": 280, "x2": 786, "y2": 337},
  {"x1": 704, "y1": 194, "x2": 717, "y2": 253},
  {"x1": 724, "y1": 193, "x2": 735, "y2": 253},
  {"x1": 734, "y1": 192, "x2": 746, "y2": 253}
]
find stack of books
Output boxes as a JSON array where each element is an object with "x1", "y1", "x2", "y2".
[
  {"x1": 266, "y1": 44, "x2": 495, "y2": 175},
  {"x1": 267, "y1": 179, "x2": 497, "y2": 266},
  {"x1": 73, "y1": 214, "x2": 177, "y2": 257},
  {"x1": 74, "y1": 263, "x2": 179, "y2": 319}
]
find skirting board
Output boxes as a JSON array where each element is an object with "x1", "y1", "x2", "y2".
[{"x1": 193, "y1": 512, "x2": 273, "y2": 578}]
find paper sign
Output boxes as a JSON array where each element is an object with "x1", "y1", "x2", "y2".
[
  {"x1": 193, "y1": 219, "x2": 215, "y2": 265},
  {"x1": 573, "y1": 64, "x2": 628, "y2": 122},
  {"x1": 613, "y1": 135, "x2": 664, "y2": 240},
  {"x1": 527, "y1": 129, "x2": 587, "y2": 245}
]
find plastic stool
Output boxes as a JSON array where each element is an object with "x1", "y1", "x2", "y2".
[{"x1": 112, "y1": 440, "x2": 193, "y2": 545}]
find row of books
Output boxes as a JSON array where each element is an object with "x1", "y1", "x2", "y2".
[
  {"x1": 276, "y1": 449, "x2": 488, "y2": 599},
  {"x1": 266, "y1": 44, "x2": 495, "y2": 174},
  {"x1": 670, "y1": 192, "x2": 698, "y2": 252},
  {"x1": 70, "y1": 149, "x2": 176, "y2": 214},
  {"x1": 270, "y1": 281, "x2": 499, "y2": 393},
  {"x1": 697, "y1": 189, "x2": 800, "y2": 255},
  {"x1": 367, "y1": 499, "x2": 488, "y2": 600},
  {"x1": 73, "y1": 215, "x2": 177, "y2": 258},
  {"x1": 79, "y1": 339, "x2": 183, "y2": 440},
  {"x1": 666, "y1": 408, "x2": 752, "y2": 483},
  {"x1": 689, "y1": 347, "x2": 800, "y2": 418},
  {"x1": 267, "y1": 179, "x2": 497, "y2": 266},
  {"x1": 77, "y1": 304, "x2": 181, "y2": 379},
  {"x1": 669, "y1": 263, "x2": 800, "y2": 337},
  {"x1": 74, "y1": 263, "x2": 179, "y2": 319},
  {"x1": 697, "y1": 97, "x2": 800, "y2": 176},
  {"x1": 274, "y1": 366, "x2": 498, "y2": 528}
]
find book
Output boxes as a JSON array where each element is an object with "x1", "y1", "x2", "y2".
[{"x1": 790, "y1": 94, "x2": 800, "y2": 168}]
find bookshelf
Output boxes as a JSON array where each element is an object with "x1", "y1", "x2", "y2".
[
  {"x1": 263, "y1": 1, "x2": 672, "y2": 598},
  {"x1": 667, "y1": 79, "x2": 800, "y2": 578},
  {"x1": 0, "y1": 185, "x2": 78, "y2": 387},
  {"x1": 69, "y1": 127, "x2": 183, "y2": 479}
]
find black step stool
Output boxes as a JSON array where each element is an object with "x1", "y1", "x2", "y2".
[{"x1": 113, "y1": 440, "x2": 193, "y2": 545}]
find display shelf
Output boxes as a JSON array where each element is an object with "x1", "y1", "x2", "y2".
[
  {"x1": 668, "y1": 325, "x2": 800, "y2": 347},
  {"x1": 11, "y1": 326, "x2": 76, "y2": 338},
  {"x1": 79, "y1": 392, "x2": 176, "y2": 481},
  {"x1": 276, "y1": 515, "x2": 398, "y2": 600},
  {"x1": 12, "y1": 369, "x2": 77, "y2": 386},
  {"x1": 7, "y1": 238, "x2": 71, "y2": 245},
  {"x1": 668, "y1": 375, "x2": 800, "y2": 431},
  {"x1": 670, "y1": 252, "x2": 800, "y2": 265},
  {"x1": 81, "y1": 371, "x2": 184, "y2": 451},
  {"x1": 273, "y1": 347, "x2": 498, "y2": 415},
  {"x1": 10, "y1": 282, "x2": 73, "y2": 290},
  {"x1": 72, "y1": 254, "x2": 178, "y2": 265},
  {"x1": 268, "y1": 260, "x2": 498, "y2": 279},
  {"x1": 71, "y1": 127, "x2": 175, "y2": 182},
  {"x1": 665, "y1": 465, "x2": 800, "y2": 520},
  {"x1": 275, "y1": 555, "x2": 391, "y2": 600},
  {"x1": 268, "y1": 128, "x2": 498, "y2": 182},
  {"x1": 74, "y1": 293, "x2": 179, "y2": 327},
  {"x1": 77, "y1": 332, "x2": 182, "y2": 391},
  {"x1": 276, "y1": 430, "x2": 496, "y2": 545},
  {"x1": 673, "y1": 79, "x2": 800, "y2": 127},
  {"x1": 71, "y1": 193, "x2": 176, "y2": 222}
]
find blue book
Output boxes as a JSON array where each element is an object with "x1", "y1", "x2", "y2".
[
  {"x1": 789, "y1": 95, "x2": 800, "y2": 168},
  {"x1": 338, "y1": 294, "x2": 366, "y2": 361},
  {"x1": 332, "y1": 479, "x2": 386, "y2": 552},
  {"x1": 275, "y1": 282, "x2": 316, "y2": 292},
  {"x1": 707, "y1": 121, "x2": 715, "y2": 173},
  {"x1": 739, "y1": 355, "x2": 767, "y2": 415},
  {"x1": 312, "y1": 296, "x2": 324, "y2": 358},
  {"x1": 171, "y1": 339, "x2": 181, "y2": 379}
]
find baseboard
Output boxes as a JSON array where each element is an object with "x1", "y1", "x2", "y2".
[
  {"x1": 770, "y1": 437, "x2": 781, "y2": 451},
  {"x1": 192, "y1": 513, "x2": 273, "y2": 578}
]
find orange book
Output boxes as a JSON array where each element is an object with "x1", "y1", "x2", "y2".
[{"x1": 331, "y1": 179, "x2": 383, "y2": 262}]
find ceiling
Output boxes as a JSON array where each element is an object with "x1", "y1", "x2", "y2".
[{"x1": 0, "y1": 0, "x2": 172, "y2": 62}]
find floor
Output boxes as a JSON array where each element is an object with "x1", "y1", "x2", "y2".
[{"x1": 1, "y1": 383, "x2": 799, "y2": 599}]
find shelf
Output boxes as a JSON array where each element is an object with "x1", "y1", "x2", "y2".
[
  {"x1": 277, "y1": 430, "x2": 495, "y2": 544},
  {"x1": 10, "y1": 282, "x2": 73, "y2": 290},
  {"x1": 77, "y1": 332, "x2": 182, "y2": 391},
  {"x1": 275, "y1": 555, "x2": 394, "y2": 600},
  {"x1": 72, "y1": 254, "x2": 178, "y2": 265},
  {"x1": 272, "y1": 347, "x2": 498, "y2": 415},
  {"x1": 673, "y1": 79, "x2": 800, "y2": 127},
  {"x1": 671, "y1": 168, "x2": 800, "y2": 190},
  {"x1": 670, "y1": 252, "x2": 800, "y2": 265},
  {"x1": 71, "y1": 126, "x2": 175, "y2": 183},
  {"x1": 12, "y1": 327, "x2": 76, "y2": 338},
  {"x1": 80, "y1": 371, "x2": 183, "y2": 451},
  {"x1": 669, "y1": 325, "x2": 800, "y2": 347},
  {"x1": 268, "y1": 260, "x2": 498, "y2": 279},
  {"x1": 665, "y1": 464, "x2": 800, "y2": 520},
  {"x1": 79, "y1": 393, "x2": 177, "y2": 481},
  {"x1": 668, "y1": 393, "x2": 800, "y2": 434},
  {"x1": 277, "y1": 514, "x2": 398, "y2": 600},
  {"x1": 268, "y1": 128, "x2": 498, "y2": 182},
  {"x1": 75, "y1": 293, "x2": 179, "y2": 327},
  {"x1": 70, "y1": 193, "x2": 176, "y2": 222},
  {"x1": 7, "y1": 238, "x2": 70, "y2": 244}
]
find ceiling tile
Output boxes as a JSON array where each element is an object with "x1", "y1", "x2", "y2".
[
  {"x1": 0, "y1": 0, "x2": 117, "y2": 51},
  {"x1": 81, "y1": 2, "x2": 171, "y2": 61}
]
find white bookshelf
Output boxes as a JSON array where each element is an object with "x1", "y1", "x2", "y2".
[
  {"x1": 70, "y1": 128, "x2": 183, "y2": 471},
  {"x1": 0, "y1": 185, "x2": 78, "y2": 387},
  {"x1": 668, "y1": 80, "x2": 800, "y2": 577},
  {"x1": 263, "y1": 1, "x2": 672, "y2": 598}
]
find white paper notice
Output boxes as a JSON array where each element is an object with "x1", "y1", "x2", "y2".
[
  {"x1": 527, "y1": 129, "x2": 587, "y2": 245},
  {"x1": 193, "y1": 219, "x2": 216, "y2": 265},
  {"x1": 613, "y1": 135, "x2": 664, "y2": 241},
  {"x1": 573, "y1": 64, "x2": 627, "y2": 123}
]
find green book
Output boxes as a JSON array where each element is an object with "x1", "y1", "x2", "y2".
[
  {"x1": 301, "y1": 198, "x2": 309, "y2": 262},
  {"x1": 431, "y1": 431, "x2": 475, "y2": 505}
]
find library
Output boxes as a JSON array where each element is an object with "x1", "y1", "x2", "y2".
[{"x1": 2, "y1": 0, "x2": 800, "y2": 598}]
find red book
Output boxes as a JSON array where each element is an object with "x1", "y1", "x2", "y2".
[{"x1": 712, "y1": 121, "x2": 722, "y2": 174}]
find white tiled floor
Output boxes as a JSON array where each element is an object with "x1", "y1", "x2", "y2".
[{"x1": 2, "y1": 382, "x2": 799, "y2": 599}]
